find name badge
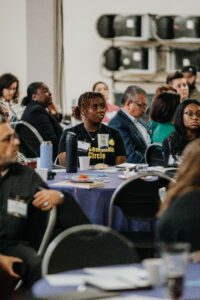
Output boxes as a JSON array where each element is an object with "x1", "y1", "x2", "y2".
[
  {"x1": 98, "y1": 134, "x2": 109, "y2": 148},
  {"x1": 7, "y1": 199, "x2": 28, "y2": 218},
  {"x1": 78, "y1": 141, "x2": 90, "y2": 151}
]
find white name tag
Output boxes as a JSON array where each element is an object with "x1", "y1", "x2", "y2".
[
  {"x1": 7, "y1": 199, "x2": 28, "y2": 218},
  {"x1": 98, "y1": 134, "x2": 109, "y2": 148},
  {"x1": 78, "y1": 141, "x2": 90, "y2": 151}
]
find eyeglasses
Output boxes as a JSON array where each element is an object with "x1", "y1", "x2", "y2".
[
  {"x1": 184, "y1": 110, "x2": 200, "y2": 118},
  {"x1": 134, "y1": 102, "x2": 148, "y2": 112},
  {"x1": 0, "y1": 132, "x2": 19, "y2": 143}
]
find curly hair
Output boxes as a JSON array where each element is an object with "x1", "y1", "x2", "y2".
[{"x1": 72, "y1": 91, "x2": 106, "y2": 120}]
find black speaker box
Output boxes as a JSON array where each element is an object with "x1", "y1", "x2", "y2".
[
  {"x1": 120, "y1": 48, "x2": 148, "y2": 69},
  {"x1": 97, "y1": 15, "x2": 116, "y2": 38},
  {"x1": 113, "y1": 15, "x2": 142, "y2": 37},
  {"x1": 155, "y1": 16, "x2": 174, "y2": 39},
  {"x1": 174, "y1": 16, "x2": 200, "y2": 38},
  {"x1": 103, "y1": 47, "x2": 121, "y2": 71}
]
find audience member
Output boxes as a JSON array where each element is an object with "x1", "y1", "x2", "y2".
[
  {"x1": 150, "y1": 84, "x2": 178, "y2": 134},
  {"x1": 0, "y1": 73, "x2": 24, "y2": 122},
  {"x1": 150, "y1": 92, "x2": 180, "y2": 143},
  {"x1": 0, "y1": 114, "x2": 89, "y2": 287},
  {"x1": 153, "y1": 84, "x2": 177, "y2": 100},
  {"x1": 109, "y1": 85, "x2": 150, "y2": 163},
  {"x1": 162, "y1": 99, "x2": 200, "y2": 166},
  {"x1": 166, "y1": 71, "x2": 189, "y2": 101},
  {"x1": 182, "y1": 65, "x2": 200, "y2": 101},
  {"x1": 21, "y1": 82, "x2": 63, "y2": 160},
  {"x1": 156, "y1": 139, "x2": 200, "y2": 252},
  {"x1": 92, "y1": 81, "x2": 119, "y2": 123},
  {"x1": 58, "y1": 91, "x2": 126, "y2": 166}
]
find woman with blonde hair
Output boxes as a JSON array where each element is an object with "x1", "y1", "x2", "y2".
[{"x1": 156, "y1": 138, "x2": 200, "y2": 251}]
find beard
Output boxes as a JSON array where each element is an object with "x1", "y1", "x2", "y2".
[{"x1": 188, "y1": 81, "x2": 196, "y2": 92}]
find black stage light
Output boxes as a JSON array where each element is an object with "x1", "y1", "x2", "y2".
[
  {"x1": 103, "y1": 47, "x2": 149, "y2": 71},
  {"x1": 171, "y1": 49, "x2": 200, "y2": 72},
  {"x1": 103, "y1": 47, "x2": 121, "y2": 71},
  {"x1": 120, "y1": 47, "x2": 148, "y2": 70},
  {"x1": 96, "y1": 15, "x2": 116, "y2": 38},
  {"x1": 155, "y1": 16, "x2": 174, "y2": 39}
]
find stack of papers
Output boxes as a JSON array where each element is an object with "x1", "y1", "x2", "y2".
[
  {"x1": 51, "y1": 180, "x2": 105, "y2": 189},
  {"x1": 45, "y1": 266, "x2": 150, "y2": 291}
]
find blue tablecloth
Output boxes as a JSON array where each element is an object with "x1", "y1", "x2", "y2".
[
  {"x1": 49, "y1": 170, "x2": 150, "y2": 231},
  {"x1": 32, "y1": 262, "x2": 200, "y2": 299}
]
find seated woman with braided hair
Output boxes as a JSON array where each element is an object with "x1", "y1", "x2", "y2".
[{"x1": 58, "y1": 91, "x2": 126, "y2": 167}]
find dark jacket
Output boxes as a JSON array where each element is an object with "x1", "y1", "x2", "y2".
[
  {"x1": 109, "y1": 109, "x2": 149, "y2": 163},
  {"x1": 21, "y1": 101, "x2": 63, "y2": 159}
]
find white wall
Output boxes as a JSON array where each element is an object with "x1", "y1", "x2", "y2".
[
  {"x1": 0, "y1": 0, "x2": 27, "y2": 100},
  {"x1": 63, "y1": 0, "x2": 200, "y2": 112},
  {"x1": 0, "y1": 0, "x2": 55, "y2": 101},
  {"x1": 0, "y1": 0, "x2": 200, "y2": 111}
]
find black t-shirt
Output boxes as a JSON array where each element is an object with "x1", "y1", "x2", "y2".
[{"x1": 58, "y1": 123, "x2": 126, "y2": 165}]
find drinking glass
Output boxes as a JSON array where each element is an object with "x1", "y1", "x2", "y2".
[{"x1": 161, "y1": 243, "x2": 190, "y2": 300}]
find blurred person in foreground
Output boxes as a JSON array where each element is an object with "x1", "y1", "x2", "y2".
[
  {"x1": 182, "y1": 65, "x2": 200, "y2": 101},
  {"x1": 0, "y1": 113, "x2": 89, "y2": 288},
  {"x1": 157, "y1": 139, "x2": 200, "y2": 254},
  {"x1": 109, "y1": 85, "x2": 150, "y2": 163}
]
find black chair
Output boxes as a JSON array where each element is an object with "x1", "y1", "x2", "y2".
[
  {"x1": 145, "y1": 143, "x2": 164, "y2": 166},
  {"x1": 108, "y1": 171, "x2": 174, "y2": 260},
  {"x1": 15, "y1": 121, "x2": 44, "y2": 158},
  {"x1": 15, "y1": 207, "x2": 57, "y2": 290},
  {"x1": 42, "y1": 224, "x2": 138, "y2": 276}
]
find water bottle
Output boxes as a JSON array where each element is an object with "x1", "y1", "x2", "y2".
[
  {"x1": 40, "y1": 141, "x2": 53, "y2": 171},
  {"x1": 66, "y1": 132, "x2": 78, "y2": 173}
]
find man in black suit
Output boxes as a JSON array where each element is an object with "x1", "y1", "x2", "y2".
[
  {"x1": 21, "y1": 82, "x2": 63, "y2": 159},
  {"x1": 109, "y1": 85, "x2": 150, "y2": 163}
]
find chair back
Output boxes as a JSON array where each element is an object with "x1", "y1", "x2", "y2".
[
  {"x1": 37, "y1": 206, "x2": 57, "y2": 256},
  {"x1": 42, "y1": 224, "x2": 138, "y2": 276},
  {"x1": 145, "y1": 143, "x2": 164, "y2": 166},
  {"x1": 108, "y1": 171, "x2": 174, "y2": 227},
  {"x1": 15, "y1": 121, "x2": 43, "y2": 158},
  {"x1": 15, "y1": 206, "x2": 57, "y2": 291}
]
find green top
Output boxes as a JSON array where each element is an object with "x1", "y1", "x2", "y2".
[{"x1": 152, "y1": 122, "x2": 175, "y2": 143}]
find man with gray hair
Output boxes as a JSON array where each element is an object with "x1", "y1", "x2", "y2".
[{"x1": 109, "y1": 85, "x2": 150, "y2": 163}]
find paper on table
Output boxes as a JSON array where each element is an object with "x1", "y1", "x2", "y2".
[
  {"x1": 45, "y1": 274, "x2": 90, "y2": 286},
  {"x1": 101, "y1": 296, "x2": 163, "y2": 300},
  {"x1": 116, "y1": 163, "x2": 137, "y2": 169},
  {"x1": 50, "y1": 180, "x2": 104, "y2": 189},
  {"x1": 84, "y1": 266, "x2": 148, "y2": 279}
]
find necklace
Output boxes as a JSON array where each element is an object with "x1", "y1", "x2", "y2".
[{"x1": 85, "y1": 124, "x2": 101, "y2": 141}]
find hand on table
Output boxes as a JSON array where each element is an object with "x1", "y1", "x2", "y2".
[{"x1": 32, "y1": 189, "x2": 64, "y2": 211}]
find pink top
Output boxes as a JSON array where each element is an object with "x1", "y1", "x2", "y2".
[{"x1": 103, "y1": 102, "x2": 119, "y2": 124}]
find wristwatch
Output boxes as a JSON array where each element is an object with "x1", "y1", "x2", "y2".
[{"x1": 59, "y1": 192, "x2": 65, "y2": 204}]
